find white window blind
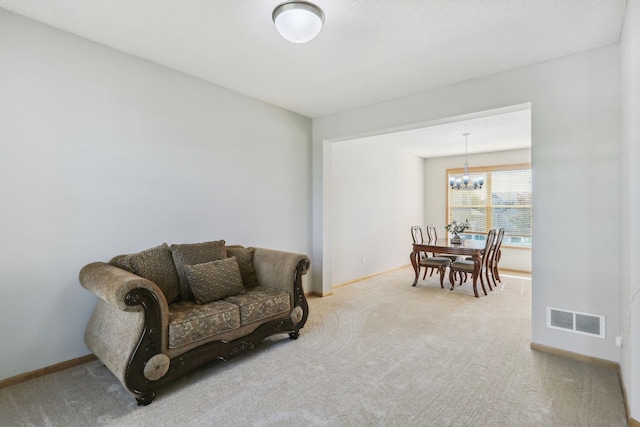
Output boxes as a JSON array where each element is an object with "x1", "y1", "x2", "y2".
[{"x1": 447, "y1": 165, "x2": 532, "y2": 246}]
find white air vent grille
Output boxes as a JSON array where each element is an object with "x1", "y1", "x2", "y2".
[{"x1": 546, "y1": 307, "x2": 605, "y2": 339}]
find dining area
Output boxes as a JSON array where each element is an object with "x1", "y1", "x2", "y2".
[{"x1": 410, "y1": 223, "x2": 505, "y2": 298}]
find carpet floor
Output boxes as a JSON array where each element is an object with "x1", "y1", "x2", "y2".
[{"x1": 0, "y1": 267, "x2": 628, "y2": 426}]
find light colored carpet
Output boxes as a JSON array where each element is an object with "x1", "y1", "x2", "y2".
[{"x1": 0, "y1": 267, "x2": 628, "y2": 426}]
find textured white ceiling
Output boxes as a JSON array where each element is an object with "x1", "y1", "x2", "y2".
[
  {"x1": 362, "y1": 107, "x2": 531, "y2": 159},
  {"x1": 0, "y1": 1, "x2": 627, "y2": 119}
]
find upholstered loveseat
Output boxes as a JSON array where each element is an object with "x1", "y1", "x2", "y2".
[{"x1": 79, "y1": 240, "x2": 310, "y2": 405}]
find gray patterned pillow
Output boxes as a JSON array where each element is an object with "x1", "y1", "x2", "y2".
[
  {"x1": 225, "y1": 245, "x2": 258, "y2": 288},
  {"x1": 115, "y1": 243, "x2": 181, "y2": 304},
  {"x1": 170, "y1": 240, "x2": 226, "y2": 301},
  {"x1": 184, "y1": 257, "x2": 245, "y2": 304}
]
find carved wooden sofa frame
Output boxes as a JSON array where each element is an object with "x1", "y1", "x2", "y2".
[{"x1": 79, "y1": 247, "x2": 309, "y2": 406}]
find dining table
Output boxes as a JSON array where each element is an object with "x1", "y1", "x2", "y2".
[{"x1": 410, "y1": 238, "x2": 487, "y2": 298}]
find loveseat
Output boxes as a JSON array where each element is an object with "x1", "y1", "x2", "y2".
[{"x1": 79, "y1": 240, "x2": 310, "y2": 405}]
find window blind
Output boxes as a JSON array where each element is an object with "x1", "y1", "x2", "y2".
[{"x1": 447, "y1": 165, "x2": 532, "y2": 246}]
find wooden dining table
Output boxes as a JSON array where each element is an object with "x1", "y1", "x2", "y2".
[{"x1": 410, "y1": 238, "x2": 487, "y2": 298}]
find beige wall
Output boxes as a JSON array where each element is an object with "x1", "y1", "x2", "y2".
[
  {"x1": 0, "y1": 10, "x2": 312, "y2": 381},
  {"x1": 314, "y1": 45, "x2": 620, "y2": 362},
  {"x1": 331, "y1": 139, "x2": 424, "y2": 286},
  {"x1": 619, "y1": 0, "x2": 640, "y2": 420}
]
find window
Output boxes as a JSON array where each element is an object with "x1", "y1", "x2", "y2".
[{"x1": 446, "y1": 163, "x2": 532, "y2": 247}]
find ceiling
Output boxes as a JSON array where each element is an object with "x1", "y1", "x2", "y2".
[
  {"x1": 0, "y1": 1, "x2": 626, "y2": 158},
  {"x1": 358, "y1": 106, "x2": 532, "y2": 159},
  {"x1": 0, "y1": 0, "x2": 627, "y2": 121}
]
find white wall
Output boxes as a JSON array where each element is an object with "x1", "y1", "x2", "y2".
[
  {"x1": 331, "y1": 140, "x2": 423, "y2": 286},
  {"x1": 424, "y1": 149, "x2": 532, "y2": 272},
  {"x1": 313, "y1": 45, "x2": 620, "y2": 362},
  {"x1": 619, "y1": 0, "x2": 640, "y2": 420},
  {"x1": 0, "y1": 10, "x2": 311, "y2": 381}
]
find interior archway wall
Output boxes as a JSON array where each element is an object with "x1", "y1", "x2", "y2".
[
  {"x1": 326, "y1": 104, "x2": 531, "y2": 287},
  {"x1": 312, "y1": 44, "x2": 620, "y2": 362}
]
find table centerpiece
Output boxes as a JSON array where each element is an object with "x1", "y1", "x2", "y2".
[{"x1": 445, "y1": 220, "x2": 471, "y2": 244}]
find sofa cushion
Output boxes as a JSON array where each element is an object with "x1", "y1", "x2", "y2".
[
  {"x1": 170, "y1": 240, "x2": 226, "y2": 301},
  {"x1": 168, "y1": 300, "x2": 240, "y2": 348},
  {"x1": 224, "y1": 286, "x2": 290, "y2": 325},
  {"x1": 112, "y1": 243, "x2": 181, "y2": 304},
  {"x1": 184, "y1": 258, "x2": 245, "y2": 304},
  {"x1": 225, "y1": 245, "x2": 258, "y2": 288}
]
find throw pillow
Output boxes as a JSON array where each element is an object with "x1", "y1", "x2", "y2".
[
  {"x1": 115, "y1": 243, "x2": 181, "y2": 304},
  {"x1": 110, "y1": 254, "x2": 131, "y2": 271},
  {"x1": 170, "y1": 240, "x2": 226, "y2": 301},
  {"x1": 225, "y1": 245, "x2": 258, "y2": 288},
  {"x1": 184, "y1": 257, "x2": 245, "y2": 304}
]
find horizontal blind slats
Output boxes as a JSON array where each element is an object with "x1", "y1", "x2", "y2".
[{"x1": 447, "y1": 166, "x2": 532, "y2": 243}]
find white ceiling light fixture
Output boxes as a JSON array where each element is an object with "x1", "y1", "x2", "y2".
[
  {"x1": 272, "y1": 1, "x2": 324, "y2": 43},
  {"x1": 450, "y1": 133, "x2": 484, "y2": 190}
]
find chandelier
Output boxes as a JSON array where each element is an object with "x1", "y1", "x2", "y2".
[
  {"x1": 272, "y1": 1, "x2": 325, "y2": 43},
  {"x1": 449, "y1": 133, "x2": 484, "y2": 190}
]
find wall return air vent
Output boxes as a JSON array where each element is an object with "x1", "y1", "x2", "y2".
[{"x1": 546, "y1": 307, "x2": 605, "y2": 339}]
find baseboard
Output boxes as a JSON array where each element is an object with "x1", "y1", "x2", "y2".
[
  {"x1": 530, "y1": 342, "x2": 619, "y2": 370},
  {"x1": 305, "y1": 291, "x2": 333, "y2": 297},
  {"x1": 0, "y1": 354, "x2": 97, "y2": 390},
  {"x1": 530, "y1": 342, "x2": 640, "y2": 424},
  {"x1": 304, "y1": 264, "x2": 410, "y2": 298},
  {"x1": 333, "y1": 264, "x2": 411, "y2": 290},
  {"x1": 499, "y1": 267, "x2": 531, "y2": 276}
]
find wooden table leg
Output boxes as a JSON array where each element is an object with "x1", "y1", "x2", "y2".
[{"x1": 410, "y1": 250, "x2": 419, "y2": 286}]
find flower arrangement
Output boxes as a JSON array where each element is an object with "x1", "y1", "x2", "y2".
[{"x1": 445, "y1": 220, "x2": 471, "y2": 235}]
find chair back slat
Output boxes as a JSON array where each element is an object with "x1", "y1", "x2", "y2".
[
  {"x1": 411, "y1": 226, "x2": 424, "y2": 245},
  {"x1": 426, "y1": 225, "x2": 438, "y2": 242},
  {"x1": 487, "y1": 227, "x2": 505, "y2": 271},
  {"x1": 481, "y1": 229, "x2": 497, "y2": 267}
]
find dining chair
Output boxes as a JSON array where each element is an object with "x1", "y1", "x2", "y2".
[
  {"x1": 448, "y1": 229, "x2": 497, "y2": 296},
  {"x1": 416, "y1": 225, "x2": 454, "y2": 279},
  {"x1": 411, "y1": 225, "x2": 428, "y2": 269},
  {"x1": 426, "y1": 225, "x2": 459, "y2": 262},
  {"x1": 411, "y1": 225, "x2": 452, "y2": 288},
  {"x1": 486, "y1": 227, "x2": 505, "y2": 289}
]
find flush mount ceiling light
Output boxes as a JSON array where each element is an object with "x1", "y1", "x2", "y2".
[
  {"x1": 449, "y1": 133, "x2": 484, "y2": 190},
  {"x1": 272, "y1": 1, "x2": 324, "y2": 43}
]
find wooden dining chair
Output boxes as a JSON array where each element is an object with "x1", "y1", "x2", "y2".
[
  {"x1": 426, "y1": 225, "x2": 459, "y2": 262},
  {"x1": 448, "y1": 229, "x2": 497, "y2": 295},
  {"x1": 411, "y1": 225, "x2": 428, "y2": 267},
  {"x1": 411, "y1": 225, "x2": 452, "y2": 288},
  {"x1": 411, "y1": 226, "x2": 425, "y2": 247},
  {"x1": 486, "y1": 227, "x2": 505, "y2": 289}
]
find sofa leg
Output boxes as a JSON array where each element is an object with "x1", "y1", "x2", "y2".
[
  {"x1": 289, "y1": 331, "x2": 300, "y2": 340},
  {"x1": 135, "y1": 392, "x2": 156, "y2": 406}
]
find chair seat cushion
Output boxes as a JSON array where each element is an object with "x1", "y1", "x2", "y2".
[
  {"x1": 224, "y1": 286, "x2": 290, "y2": 325},
  {"x1": 451, "y1": 260, "x2": 475, "y2": 272},
  {"x1": 168, "y1": 300, "x2": 240, "y2": 348},
  {"x1": 419, "y1": 257, "x2": 451, "y2": 267}
]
